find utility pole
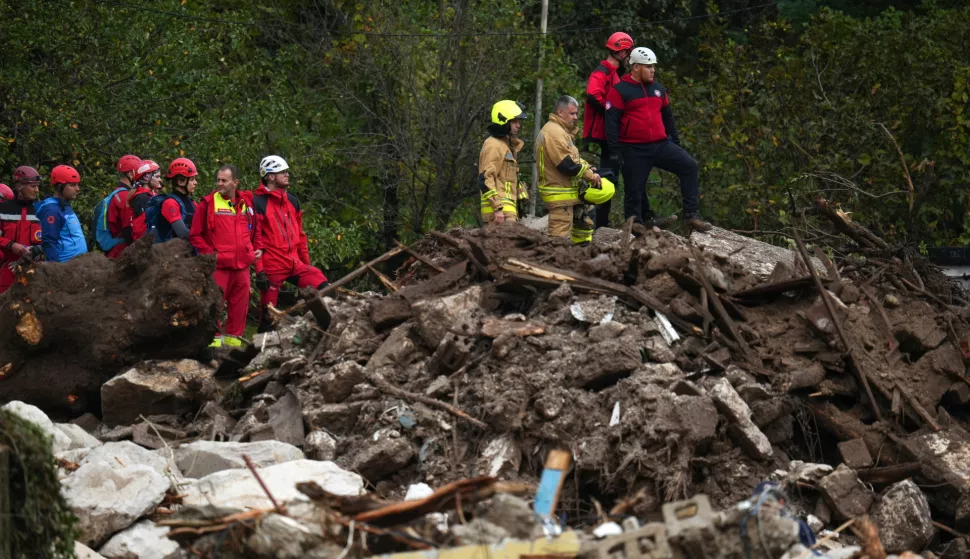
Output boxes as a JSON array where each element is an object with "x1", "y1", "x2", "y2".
[{"x1": 529, "y1": 0, "x2": 548, "y2": 217}]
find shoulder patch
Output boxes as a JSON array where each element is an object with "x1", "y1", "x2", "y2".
[{"x1": 504, "y1": 152, "x2": 515, "y2": 160}]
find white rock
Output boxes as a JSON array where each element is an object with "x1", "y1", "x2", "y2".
[
  {"x1": 405, "y1": 483, "x2": 434, "y2": 501},
  {"x1": 411, "y1": 286, "x2": 483, "y2": 347},
  {"x1": 2, "y1": 400, "x2": 72, "y2": 453},
  {"x1": 63, "y1": 461, "x2": 169, "y2": 546},
  {"x1": 183, "y1": 459, "x2": 364, "y2": 509},
  {"x1": 593, "y1": 522, "x2": 624, "y2": 538},
  {"x1": 871, "y1": 479, "x2": 935, "y2": 553},
  {"x1": 304, "y1": 430, "x2": 337, "y2": 461},
  {"x1": 99, "y1": 520, "x2": 180, "y2": 559},
  {"x1": 174, "y1": 440, "x2": 304, "y2": 478},
  {"x1": 75, "y1": 541, "x2": 108, "y2": 559},
  {"x1": 80, "y1": 441, "x2": 177, "y2": 482},
  {"x1": 702, "y1": 377, "x2": 773, "y2": 460},
  {"x1": 57, "y1": 423, "x2": 103, "y2": 450}
]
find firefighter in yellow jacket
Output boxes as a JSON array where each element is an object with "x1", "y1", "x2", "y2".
[
  {"x1": 537, "y1": 95, "x2": 612, "y2": 244},
  {"x1": 479, "y1": 100, "x2": 528, "y2": 224}
]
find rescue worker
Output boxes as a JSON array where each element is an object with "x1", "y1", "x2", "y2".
[
  {"x1": 605, "y1": 47, "x2": 712, "y2": 232},
  {"x1": 154, "y1": 158, "x2": 198, "y2": 241},
  {"x1": 0, "y1": 184, "x2": 12, "y2": 201},
  {"x1": 36, "y1": 165, "x2": 87, "y2": 263},
  {"x1": 252, "y1": 155, "x2": 328, "y2": 332},
  {"x1": 536, "y1": 96, "x2": 609, "y2": 245},
  {"x1": 584, "y1": 31, "x2": 634, "y2": 229},
  {"x1": 189, "y1": 165, "x2": 261, "y2": 347},
  {"x1": 479, "y1": 100, "x2": 528, "y2": 224},
  {"x1": 129, "y1": 159, "x2": 159, "y2": 241},
  {"x1": 0, "y1": 166, "x2": 44, "y2": 293},
  {"x1": 106, "y1": 154, "x2": 142, "y2": 258}
]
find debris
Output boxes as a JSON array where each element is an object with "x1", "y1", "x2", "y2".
[
  {"x1": 570, "y1": 296, "x2": 617, "y2": 324},
  {"x1": 79, "y1": 441, "x2": 175, "y2": 482},
  {"x1": 248, "y1": 387, "x2": 306, "y2": 447},
  {"x1": 533, "y1": 449, "x2": 571, "y2": 519},
  {"x1": 174, "y1": 440, "x2": 304, "y2": 478},
  {"x1": 411, "y1": 286, "x2": 483, "y2": 347},
  {"x1": 347, "y1": 431, "x2": 415, "y2": 482},
  {"x1": 98, "y1": 520, "x2": 180, "y2": 559},
  {"x1": 838, "y1": 438, "x2": 874, "y2": 469},
  {"x1": 701, "y1": 377, "x2": 773, "y2": 460},
  {"x1": 871, "y1": 480, "x2": 935, "y2": 553},
  {"x1": 99, "y1": 360, "x2": 216, "y2": 427},
  {"x1": 818, "y1": 464, "x2": 874, "y2": 521},
  {"x1": 304, "y1": 430, "x2": 337, "y2": 461}
]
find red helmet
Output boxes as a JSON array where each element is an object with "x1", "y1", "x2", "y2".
[
  {"x1": 167, "y1": 158, "x2": 198, "y2": 179},
  {"x1": 116, "y1": 154, "x2": 142, "y2": 174},
  {"x1": 51, "y1": 165, "x2": 81, "y2": 186},
  {"x1": 13, "y1": 165, "x2": 41, "y2": 183},
  {"x1": 605, "y1": 32, "x2": 634, "y2": 52},
  {"x1": 0, "y1": 183, "x2": 13, "y2": 200},
  {"x1": 134, "y1": 159, "x2": 160, "y2": 183}
]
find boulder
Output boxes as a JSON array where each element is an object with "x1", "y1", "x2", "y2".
[
  {"x1": 174, "y1": 440, "x2": 304, "y2": 478},
  {"x1": 818, "y1": 464, "x2": 873, "y2": 521},
  {"x1": 871, "y1": 480, "x2": 935, "y2": 553},
  {"x1": 411, "y1": 286, "x2": 483, "y2": 347},
  {"x1": 837, "y1": 438, "x2": 874, "y2": 469},
  {"x1": 75, "y1": 541, "x2": 108, "y2": 559},
  {"x1": 304, "y1": 402, "x2": 363, "y2": 434},
  {"x1": 80, "y1": 441, "x2": 175, "y2": 482},
  {"x1": 62, "y1": 461, "x2": 169, "y2": 546},
  {"x1": 315, "y1": 361, "x2": 367, "y2": 404},
  {"x1": 183, "y1": 459, "x2": 365, "y2": 509},
  {"x1": 367, "y1": 324, "x2": 419, "y2": 370},
  {"x1": 348, "y1": 431, "x2": 415, "y2": 481},
  {"x1": 702, "y1": 377, "x2": 772, "y2": 460},
  {"x1": 100, "y1": 360, "x2": 215, "y2": 426},
  {"x1": 98, "y1": 520, "x2": 180, "y2": 559},
  {"x1": 57, "y1": 423, "x2": 103, "y2": 450},
  {"x1": 247, "y1": 388, "x2": 305, "y2": 447},
  {"x1": 305, "y1": 430, "x2": 337, "y2": 461},
  {"x1": 1, "y1": 401, "x2": 72, "y2": 453}
]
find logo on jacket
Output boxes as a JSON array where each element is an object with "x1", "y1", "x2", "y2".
[
  {"x1": 33, "y1": 230, "x2": 42, "y2": 243},
  {"x1": 654, "y1": 90, "x2": 661, "y2": 97},
  {"x1": 46, "y1": 216, "x2": 55, "y2": 224}
]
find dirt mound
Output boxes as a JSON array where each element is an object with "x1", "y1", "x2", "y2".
[{"x1": 0, "y1": 237, "x2": 222, "y2": 417}]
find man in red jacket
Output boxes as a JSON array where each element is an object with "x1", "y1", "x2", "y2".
[
  {"x1": 0, "y1": 166, "x2": 43, "y2": 293},
  {"x1": 252, "y1": 155, "x2": 328, "y2": 332},
  {"x1": 106, "y1": 154, "x2": 142, "y2": 258},
  {"x1": 584, "y1": 31, "x2": 633, "y2": 229},
  {"x1": 190, "y1": 165, "x2": 261, "y2": 346}
]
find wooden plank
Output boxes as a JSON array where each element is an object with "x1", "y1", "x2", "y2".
[
  {"x1": 731, "y1": 276, "x2": 815, "y2": 300},
  {"x1": 394, "y1": 240, "x2": 446, "y2": 273}
]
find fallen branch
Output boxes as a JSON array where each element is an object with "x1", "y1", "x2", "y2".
[
  {"x1": 428, "y1": 231, "x2": 489, "y2": 277},
  {"x1": 814, "y1": 198, "x2": 890, "y2": 251},
  {"x1": 367, "y1": 372, "x2": 488, "y2": 430},
  {"x1": 395, "y1": 239, "x2": 445, "y2": 273},
  {"x1": 878, "y1": 122, "x2": 916, "y2": 211}
]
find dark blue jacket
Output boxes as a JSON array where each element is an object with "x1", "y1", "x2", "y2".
[{"x1": 36, "y1": 197, "x2": 88, "y2": 262}]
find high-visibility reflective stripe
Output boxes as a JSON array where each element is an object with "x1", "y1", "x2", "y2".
[{"x1": 0, "y1": 214, "x2": 38, "y2": 221}]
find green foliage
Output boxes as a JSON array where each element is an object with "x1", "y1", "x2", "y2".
[{"x1": 0, "y1": 410, "x2": 78, "y2": 558}]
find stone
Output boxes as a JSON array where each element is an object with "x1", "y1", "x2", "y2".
[
  {"x1": 704, "y1": 266, "x2": 730, "y2": 292},
  {"x1": 245, "y1": 513, "x2": 329, "y2": 558},
  {"x1": 482, "y1": 494, "x2": 538, "y2": 539},
  {"x1": 838, "y1": 438, "x2": 874, "y2": 469},
  {"x1": 901, "y1": 428, "x2": 970, "y2": 493},
  {"x1": 100, "y1": 360, "x2": 215, "y2": 426},
  {"x1": 56, "y1": 422, "x2": 103, "y2": 450},
  {"x1": 1, "y1": 400, "x2": 73, "y2": 453},
  {"x1": 75, "y1": 541, "x2": 108, "y2": 559},
  {"x1": 871, "y1": 480, "x2": 935, "y2": 553},
  {"x1": 411, "y1": 286, "x2": 483, "y2": 347},
  {"x1": 348, "y1": 432, "x2": 415, "y2": 481},
  {"x1": 451, "y1": 518, "x2": 510, "y2": 545},
  {"x1": 786, "y1": 363, "x2": 826, "y2": 391},
  {"x1": 98, "y1": 425, "x2": 134, "y2": 442},
  {"x1": 80, "y1": 441, "x2": 175, "y2": 481},
  {"x1": 311, "y1": 361, "x2": 366, "y2": 404},
  {"x1": 367, "y1": 324, "x2": 419, "y2": 370},
  {"x1": 304, "y1": 402, "x2": 363, "y2": 434},
  {"x1": 183, "y1": 459, "x2": 364, "y2": 509},
  {"x1": 131, "y1": 422, "x2": 186, "y2": 450},
  {"x1": 814, "y1": 498, "x2": 832, "y2": 526},
  {"x1": 72, "y1": 413, "x2": 103, "y2": 433},
  {"x1": 305, "y1": 430, "x2": 338, "y2": 461},
  {"x1": 479, "y1": 433, "x2": 520, "y2": 477},
  {"x1": 424, "y1": 375, "x2": 452, "y2": 398},
  {"x1": 588, "y1": 321, "x2": 627, "y2": 342},
  {"x1": 98, "y1": 520, "x2": 180, "y2": 559},
  {"x1": 894, "y1": 317, "x2": 948, "y2": 358},
  {"x1": 370, "y1": 296, "x2": 412, "y2": 330},
  {"x1": 570, "y1": 340, "x2": 641, "y2": 389},
  {"x1": 749, "y1": 398, "x2": 792, "y2": 427},
  {"x1": 763, "y1": 415, "x2": 795, "y2": 444},
  {"x1": 63, "y1": 461, "x2": 169, "y2": 546},
  {"x1": 249, "y1": 387, "x2": 305, "y2": 447},
  {"x1": 690, "y1": 226, "x2": 824, "y2": 278},
  {"x1": 641, "y1": 336, "x2": 676, "y2": 363},
  {"x1": 818, "y1": 464, "x2": 873, "y2": 521},
  {"x1": 702, "y1": 377, "x2": 772, "y2": 460},
  {"x1": 175, "y1": 440, "x2": 304, "y2": 478},
  {"x1": 428, "y1": 333, "x2": 473, "y2": 375}
]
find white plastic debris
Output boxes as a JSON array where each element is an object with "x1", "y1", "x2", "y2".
[
  {"x1": 593, "y1": 522, "x2": 624, "y2": 538},
  {"x1": 609, "y1": 402, "x2": 621, "y2": 427}
]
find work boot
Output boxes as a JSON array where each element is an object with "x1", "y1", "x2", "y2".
[
  {"x1": 644, "y1": 214, "x2": 678, "y2": 229},
  {"x1": 683, "y1": 214, "x2": 713, "y2": 232}
]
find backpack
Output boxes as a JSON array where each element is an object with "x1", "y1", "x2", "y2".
[
  {"x1": 145, "y1": 194, "x2": 187, "y2": 242},
  {"x1": 92, "y1": 187, "x2": 127, "y2": 251}
]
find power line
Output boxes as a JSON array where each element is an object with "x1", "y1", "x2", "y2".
[{"x1": 93, "y1": 0, "x2": 775, "y2": 39}]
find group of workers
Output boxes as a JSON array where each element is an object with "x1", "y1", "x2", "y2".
[
  {"x1": 0, "y1": 156, "x2": 328, "y2": 346},
  {"x1": 479, "y1": 33, "x2": 713, "y2": 244}
]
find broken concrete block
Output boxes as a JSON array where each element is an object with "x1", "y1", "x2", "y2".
[
  {"x1": 183, "y1": 459, "x2": 364, "y2": 509},
  {"x1": 703, "y1": 377, "x2": 773, "y2": 460},
  {"x1": 79, "y1": 441, "x2": 175, "y2": 481},
  {"x1": 570, "y1": 340, "x2": 641, "y2": 389},
  {"x1": 311, "y1": 361, "x2": 366, "y2": 403},
  {"x1": 100, "y1": 360, "x2": 215, "y2": 426},
  {"x1": 569, "y1": 295, "x2": 617, "y2": 324},
  {"x1": 785, "y1": 363, "x2": 826, "y2": 391},
  {"x1": 749, "y1": 398, "x2": 792, "y2": 428},
  {"x1": 818, "y1": 464, "x2": 873, "y2": 521},
  {"x1": 838, "y1": 438, "x2": 874, "y2": 469},
  {"x1": 370, "y1": 295, "x2": 412, "y2": 330},
  {"x1": 348, "y1": 431, "x2": 415, "y2": 481},
  {"x1": 63, "y1": 461, "x2": 169, "y2": 546},
  {"x1": 894, "y1": 318, "x2": 947, "y2": 357},
  {"x1": 367, "y1": 324, "x2": 418, "y2": 370},
  {"x1": 902, "y1": 429, "x2": 970, "y2": 493},
  {"x1": 98, "y1": 520, "x2": 180, "y2": 559},
  {"x1": 871, "y1": 480, "x2": 935, "y2": 553},
  {"x1": 2, "y1": 400, "x2": 73, "y2": 453},
  {"x1": 424, "y1": 375, "x2": 452, "y2": 398},
  {"x1": 451, "y1": 518, "x2": 510, "y2": 545},
  {"x1": 763, "y1": 415, "x2": 795, "y2": 444},
  {"x1": 588, "y1": 321, "x2": 627, "y2": 342},
  {"x1": 428, "y1": 332, "x2": 473, "y2": 375},
  {"x1": 411, "y1": 286, "x2": 483, "y2": 347},
  {"x1": 174, "y1": 440, "x2": 304, "y2": 478},
  {"x1": 305, "y1": 430, "x2": 337, "y2": 461}
]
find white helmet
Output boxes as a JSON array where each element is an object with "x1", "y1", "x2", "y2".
[
  {"x1": 259, "y1": 155, "x2": 290, "y2": 178},
  {"x1": 629, "y1": 47, "x2": 657, "y2": 66}
]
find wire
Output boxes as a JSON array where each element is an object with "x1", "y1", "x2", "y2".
[{"x1": 92, "y1": 0, "x2": 776, "y2": 39}]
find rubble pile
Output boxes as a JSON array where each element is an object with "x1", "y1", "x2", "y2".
[{"x1": 3, "y1": 216, "x2": 970, "y2": 558}]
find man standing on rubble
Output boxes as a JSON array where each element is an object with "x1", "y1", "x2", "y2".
[
  {"x1": 36, "y1": 165, "x2": 87, "y2": 263},
  {"x1": 537, "y1": 96, "x2": 612, "y2": 245},
  {"x1": 0, "y1": 166, "x2": 44, "y2": 292},
  {"x1": 105, "y1": 154, "x2": 142, "y2": 258},
  {"x1": 190, "y1": 164, "x2": 261, "y2": 347},
  {"x1": 252, "y1": 155, "x2": 328, "y2": 332},
  {"x1": 479, "y1": 100, "x2": 528, "y2": 225},
  {"x1": 584, "y1": 31, "x2": 634, "y2": 229},
  {"x1": 605, "y1": 47, "x2": 712, "y2": 232}
]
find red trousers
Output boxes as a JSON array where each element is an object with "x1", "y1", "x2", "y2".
[
  {"x1": 105, "y1": 243, "x2": 127, "y2": 260},
  {"x1": 258, "y1": 265, "x2": 328, "y2": 317},
  {"x1": 0, "y1": 265, "x2": 14, "y2": 294},
  {"x1": 214, "y1": 268, "x2": 251, "y2": 337}
]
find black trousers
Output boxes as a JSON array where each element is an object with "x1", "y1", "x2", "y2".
[
  {"x1": 591, "y1": 140, "x2": 618, "y2": 228},
  {"x1": 620, "y1": 140, "x2": 700, "y2": 224}
]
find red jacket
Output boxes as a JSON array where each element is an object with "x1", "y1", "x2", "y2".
[
  {"x1": 128, "y1": 186, "x2": 153, "y2": 240},
  {"x1": 251, "y1": 186, "x2": 311, "y2": 274},
  {"x1": 605, "y1": 75, "x2": 680, "y2": 149},
  {"x1": 583, "y1": 59, "x2": 620, "y2": 141},
  {"x1": 107, "y1": 183, "x2": 132, "y2": 240},
  {"x1": 0, "y1": 198, "x2": 41, "y2": 263},
  {"x1": 189, "y1": 191, "x2": 257, "y2": 270}
]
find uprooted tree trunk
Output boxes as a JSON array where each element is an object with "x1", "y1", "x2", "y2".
[{"x1": 0, "y1": 237, "x2": 223, "y2": 417}]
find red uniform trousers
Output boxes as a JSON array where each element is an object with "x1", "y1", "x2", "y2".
[
  {"x1": 213, "y1": 268, "x2": 250, "y2": 337},
  {"x1": 0, "y1": 266, "x2": 16, "y2": 293},
  {"x1": 259, "y1": 263, "x2": 328, "y2": 318}
]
